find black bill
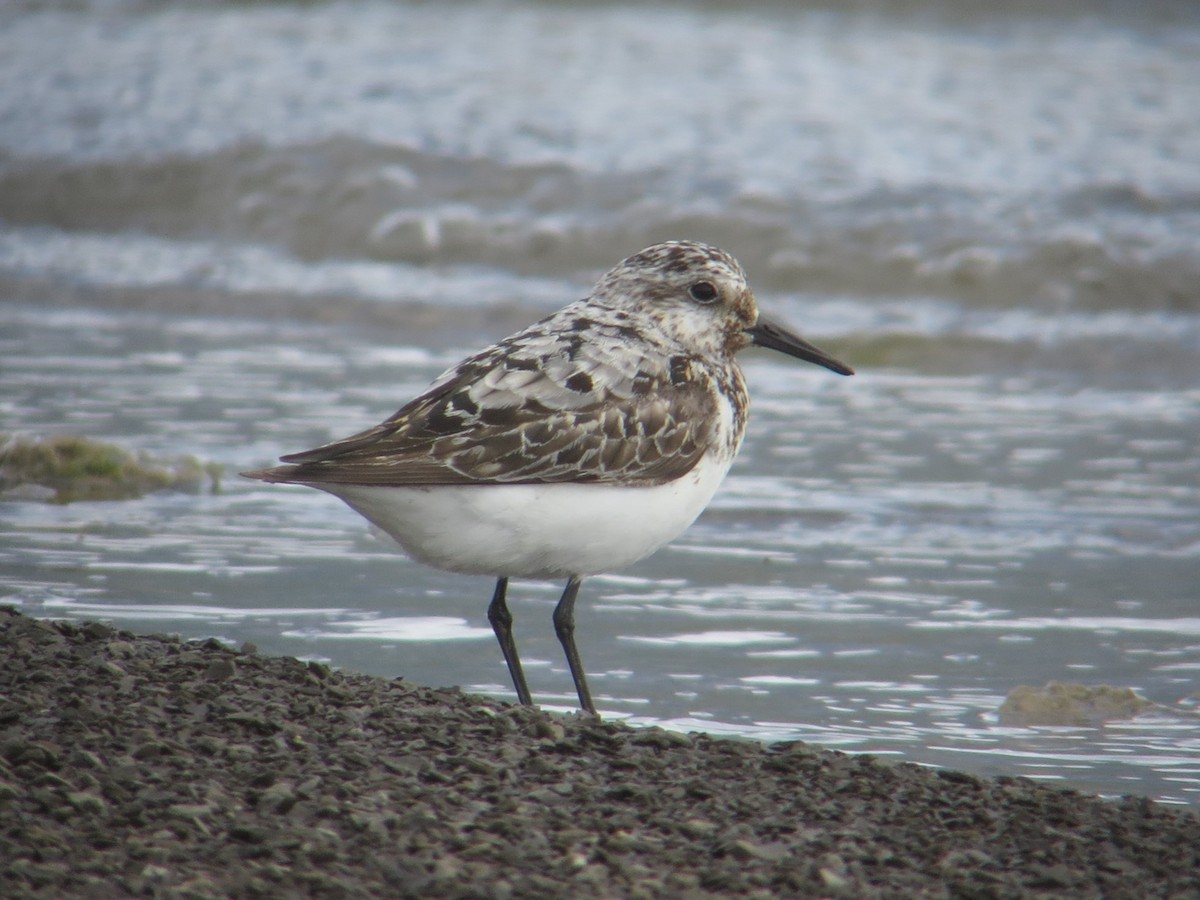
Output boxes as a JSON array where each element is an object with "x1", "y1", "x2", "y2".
[{"x1": 746, "y1": 315, "x2": 854, "y2": 376}]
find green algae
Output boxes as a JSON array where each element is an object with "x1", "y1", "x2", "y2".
[
  {"x1": 0, "y1": 434, "x2": 221, "y2": 504},
  {"x1": 999, "y1": 681, "x2": 1158, "y2": 727}
]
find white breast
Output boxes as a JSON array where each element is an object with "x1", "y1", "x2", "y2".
[{"x1": 321, "y1": 451, "x2": 735, "y2": 579}]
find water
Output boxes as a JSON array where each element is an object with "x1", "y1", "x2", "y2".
[{"x1": 2, "y1": 0, "x2": 1198, "y2": 806}]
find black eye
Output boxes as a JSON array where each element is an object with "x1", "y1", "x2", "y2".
[{"x1": 689, "y1": 281, "x2": 718, "y2": 304}]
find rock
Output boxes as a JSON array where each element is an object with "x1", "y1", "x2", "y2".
[
  {"x1": 999, "y1": 681, "x2": 1158, "y2": 726},
  {"x1": 204, "y1": 659, "x2": 236, "y2": 681},
  {"x1": 0, "y1": 433, "x2": 221, "y2": 503}
]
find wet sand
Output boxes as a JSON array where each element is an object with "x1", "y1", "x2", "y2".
[{"x1": 2, "y1": 607, "x2": 1197, "y2": 898}]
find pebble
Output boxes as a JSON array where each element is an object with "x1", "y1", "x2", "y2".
[{"x1": 1, "y1": 606, "x2": 1198, "y2": 898}]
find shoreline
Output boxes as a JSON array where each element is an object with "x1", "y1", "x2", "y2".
[{"x1": 3, "y1": 607, "x2": 1197, "y2": 897}]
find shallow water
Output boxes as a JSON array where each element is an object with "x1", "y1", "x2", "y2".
[{"x1": 2, "y1": 0, "x2": 1199, "y2": 805}]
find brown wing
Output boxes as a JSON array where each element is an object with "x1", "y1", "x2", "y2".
[{"x1": 242, "y1": 342, "x2": 719, "y2": 488}]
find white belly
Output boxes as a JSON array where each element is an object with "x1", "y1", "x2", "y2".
[{"x1": 317, "y1": 452, "x2": 734, "y2": 579}]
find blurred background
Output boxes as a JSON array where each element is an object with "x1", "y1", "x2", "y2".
[{"x1": 2, "y1": 0, "x2": 1198, "y2": 804}]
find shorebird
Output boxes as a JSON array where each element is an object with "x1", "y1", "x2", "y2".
[{"x1": 243, "y1": 241, "x2": 853, "y2": 714}]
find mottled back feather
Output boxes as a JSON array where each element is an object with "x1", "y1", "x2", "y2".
[{"x1": 246, "y1": 291, "x2": 744, "y2": 488}]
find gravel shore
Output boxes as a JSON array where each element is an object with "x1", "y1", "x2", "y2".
[{"x1": 3, "y1": 607, "x2": 1197, "y2": 898}]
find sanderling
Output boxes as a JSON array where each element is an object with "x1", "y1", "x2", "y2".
[{"x1": 243, "y1": 241, "x2": 852, "y2": 714}]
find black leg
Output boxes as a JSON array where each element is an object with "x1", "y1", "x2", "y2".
[
  {"x1": 552, "y1": 576, "x2": 596, "y2": 715},
  {"x1": 487, "y1": 577, "x2": 533, "y2": 706}
]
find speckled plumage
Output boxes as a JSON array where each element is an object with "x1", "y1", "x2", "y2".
[
  {"x1": 253, "y1": 242, "x2": 759, "y2": 488},
  {"x1": 243, "y1": 241, "x2": 853, "y2": 714}
]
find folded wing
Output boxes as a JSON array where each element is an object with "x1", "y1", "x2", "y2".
[{"x1": 243, "y1": 341, "x2": 717, "y2": 488}]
